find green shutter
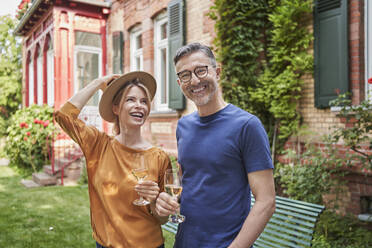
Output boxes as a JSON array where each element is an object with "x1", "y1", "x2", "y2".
[
  {"x1": 113, "y1": 31, "x2": 123, "y2": 74},
  {"x1": 314, "y1": 0, "x2": 349, "y2": 108},
  {"x1": 168, "y1": 0, "x2": 185, "y2": 110}
]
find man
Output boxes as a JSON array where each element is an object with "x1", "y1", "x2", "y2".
[{"x1": 155, "y1": 43, "x2": 275, "y2": 248}]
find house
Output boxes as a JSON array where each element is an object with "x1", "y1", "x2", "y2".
[{"x1": 14, "y1": 0, "x2": 371, "y2": 216}]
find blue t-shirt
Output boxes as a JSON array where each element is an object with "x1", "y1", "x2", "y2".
[{"x1": 174, "y1": 104, "x2": 273, "y2": 248}]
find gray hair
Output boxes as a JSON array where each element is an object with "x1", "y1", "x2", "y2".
[{"x1": 173, "y1": 42, "x2": 217, "y2": 68}]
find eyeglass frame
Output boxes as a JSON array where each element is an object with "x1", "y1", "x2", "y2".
[{"x1": 176, "y1": 65, "x2": 210, "y2": 84}]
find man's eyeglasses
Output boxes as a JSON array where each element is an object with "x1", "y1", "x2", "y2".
[{"x1": 177, "y1": 66, "x2": 209, "y2": 84}]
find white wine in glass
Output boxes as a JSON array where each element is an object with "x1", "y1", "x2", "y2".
[
  {"x1": 164, "y1": 168, "x2": 185, "y2": 223},
  {"x1": 132, "y1": 155, "x2": 150, "y2": 206}
]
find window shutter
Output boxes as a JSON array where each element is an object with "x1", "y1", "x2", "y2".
[
  {"x1": 314, "y1": 0, "x2": 348, "y2": 108},
  {"x1": 167, "y1": 0, "x2": 185, "y2": 110},
  {"x1": 113, "y1": 31, "x2": 123, "y2": 74}
]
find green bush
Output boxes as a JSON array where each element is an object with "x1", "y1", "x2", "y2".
[
  {"x1": 5, "y1": 104, "x2": 56, "y2": 176},
  {"x1": 314, "y1": 210, "x2": 372, "y2": 248},
  {"x1": 275, "y1": 141, "x2": 346, "y2": 205}
]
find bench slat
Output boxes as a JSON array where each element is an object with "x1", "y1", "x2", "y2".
[
  {"x1": 264, "y1": 223, "x2": 312, "y2": 240},
  {"x1": 258, "y1": 231, "x2": 310, "y2": 248},
  {"x1": 254, "y1": 237, "x2": 287, "y2": 248},
  {"x1": 268, "y1": 218, "x2": 314, "y2": 234},
  {"x1": 270, "y1": 213, "x2": 316, "y2": 228}
]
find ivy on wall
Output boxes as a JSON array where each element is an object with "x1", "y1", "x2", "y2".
[{"x1": 210, "y1": 0, "x2": 313, "y2": 156}]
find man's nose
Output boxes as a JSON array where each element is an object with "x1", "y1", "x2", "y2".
[{"x1": 190, "y1": 73, "x2": 201, "y2": 85}]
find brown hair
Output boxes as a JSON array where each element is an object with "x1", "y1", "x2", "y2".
[{"x1": 112, "y1": 79, "x2": 152, "y2": 135}]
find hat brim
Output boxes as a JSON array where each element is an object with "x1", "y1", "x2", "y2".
[{"x1": 99, "y1": 71, "x2": 157, "y2": 122}]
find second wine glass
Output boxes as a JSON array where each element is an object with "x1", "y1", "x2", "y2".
[{"x1": 164, "y1": 168, "x2": 185, "y2": 223}]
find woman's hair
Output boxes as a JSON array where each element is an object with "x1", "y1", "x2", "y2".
[{"x1": 112, "y1": 79, "x2": 152, "y2": 135}]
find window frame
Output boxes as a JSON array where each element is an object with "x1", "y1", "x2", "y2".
[
  {"x1": 130, "y1": 28, "x2": 143, "y2": 71},
  {"x1": 154, "y1": 13, "x2": 171, "y2": 112}
]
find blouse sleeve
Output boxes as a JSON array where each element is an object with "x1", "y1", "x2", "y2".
[{"x1": 55, "y1": 102, "x2": 105, "y2": 159}]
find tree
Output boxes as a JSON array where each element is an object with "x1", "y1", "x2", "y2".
[{"x1": 0, "y1": 15, "x2": 22, "y2": 136}]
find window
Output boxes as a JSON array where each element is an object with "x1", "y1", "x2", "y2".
[
  {"x1": 154, "y1": 14, "x2": 170, "y2": 111},
  {"x1": 74, "y1": 31, "x2": 103, "y2": 130},
  {"x1": 46, "y1": 39, "x2": 54, "y2": 107},
  {"x1": 365, "y1": 1, "x2": 372, "y2": 101},
  {"x1": 36, "y1": 46, "x2": 43, "y2": 105},
  {"x1": 130, "y1": 28, "x2": 143, "y2": 71}
]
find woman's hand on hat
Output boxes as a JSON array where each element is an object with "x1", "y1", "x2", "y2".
[{"x1": 96, "y1": 74, "x2": 121, "y2": 92}]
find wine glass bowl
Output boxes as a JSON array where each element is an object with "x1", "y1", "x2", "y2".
[
  {"x1": 164, "y1": 168, "x2": 185, "y2": 223},
  {"x1": 132, "y1": 155, "x2": 150, "y2": 206}
]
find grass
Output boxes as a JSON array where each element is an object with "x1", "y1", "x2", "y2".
[{"x1": 0, "y1": 165, "x2": 175, "y2": 247}]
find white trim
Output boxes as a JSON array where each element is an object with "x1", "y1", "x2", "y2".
[
  {"x1": 154, "y1": 15, "x2": 170, "y2": 112},
  {"x1": 130, "y1": 29, "x2": 143, "y2": 71},
  {"x1": 28, "y1": 60, "x2": 34, "y2": 105},
  {"x1": 37, "y1": 50, "x2": 43, "y2": 105},
  {"x1": 47, "y1": 48, "x2": 54, "y2": 107},
  {"x1": 365, "y1": 1, "x2": 372, "y2": 101}
]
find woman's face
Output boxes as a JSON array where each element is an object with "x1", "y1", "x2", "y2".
[{"x1": 113, "y1": 85, "x2": 150, "y2": 130}]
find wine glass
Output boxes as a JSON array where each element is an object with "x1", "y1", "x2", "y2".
[
  {"x1": 132, "y1": 155, "x2": 150, "y2": 206},
  {"x1": 164, "y1": 168, "x2": 185, "y2": 223}
]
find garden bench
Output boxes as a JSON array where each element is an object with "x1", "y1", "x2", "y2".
[{"x1": 161, "y1": 195, "x2": 325, "y2": 248}]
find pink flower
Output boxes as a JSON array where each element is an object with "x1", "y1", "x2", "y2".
[
  {"x1": 19, "y1": 122, "x2": 28, "y2": 128},
  {"x1": 26, "y1": 132, "x2": 31, "y2": 136},
  {"x1": 368, "y1": 77, "x2": 372, "y2": 84},
  {"x1": 24, "y1": 137, "x2": 28, "y2": 141},
  {"x1": 34, "y1": 119, "x2": 40, "y2": 124},
  {"x1": 43, "y1": 120, "x2": 50, "y2": 127}
]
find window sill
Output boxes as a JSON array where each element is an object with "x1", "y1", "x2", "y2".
[
  {"x1": 149, "y1": 110, "x2": 179, "y2": 118},
  {"x1": 358, "y1": 214, "x2": 372, "y2": 222}
]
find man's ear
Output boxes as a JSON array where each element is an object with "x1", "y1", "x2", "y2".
[
  {"x1": 177, "y1": 79, "x2": 181, "y2": 87},
  {"x1": 216, "y1": 67, "x2": 221, "y2": 79},
  {"x1": 112, "y1": 104, "x2": 119, "y2": 115}
]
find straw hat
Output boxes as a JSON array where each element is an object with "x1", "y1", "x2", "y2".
[{"x1": 99, "y1": 71, "x2": 157, "y2": 122}]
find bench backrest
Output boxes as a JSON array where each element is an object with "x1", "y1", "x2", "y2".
[
  {"x1": 161, "y1": 196, "x2": 325, "y2": 248},
  {"x1": 252, "y1": 196, "x2": 325, "y2": 248}
]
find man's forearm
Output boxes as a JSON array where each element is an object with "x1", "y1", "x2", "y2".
[{"x1": 228, "y1": 198, "x2": 275, "y2": 248}]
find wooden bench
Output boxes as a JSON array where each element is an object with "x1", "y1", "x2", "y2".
[{"x1": 162, "y1": 196, "x2": 325, "y2": 248}]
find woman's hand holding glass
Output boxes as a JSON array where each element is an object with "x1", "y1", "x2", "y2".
[{"x1": 135, "y1": 180, "x2": 160, "y2": 203}]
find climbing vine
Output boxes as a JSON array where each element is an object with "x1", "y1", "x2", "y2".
[{"x1": 210, "y1": 0, "x2": 313, "y2": 157}]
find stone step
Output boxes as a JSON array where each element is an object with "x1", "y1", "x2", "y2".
[
  {"x1": 43, "y1": 164, "x2": 62, "y2": 177},
  {"x1": 21, "y1": 179, "x2": 41, "y2": 188},
  {"x1": 32, "y1": 172, "x2": 57, "y2": 186}
]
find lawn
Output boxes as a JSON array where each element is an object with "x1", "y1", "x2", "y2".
[{"x1": 0, "y1": 166, "x2": 175, "y2": 248}]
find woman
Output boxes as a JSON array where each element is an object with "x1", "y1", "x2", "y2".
[{"x1": 55, "y1": 72, "x2": 171, "y2": 248}]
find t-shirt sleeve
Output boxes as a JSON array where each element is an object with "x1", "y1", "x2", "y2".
[
  {"x1": 240, "y1": 116, "x2": 274, "y2": 173},
  {"x1": 55, "y1": 102, "x2": 104, "y2": 159}
]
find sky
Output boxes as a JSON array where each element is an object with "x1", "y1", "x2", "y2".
[{"x1": 0, "y1": 0, "x2": 22, "y2": 17}]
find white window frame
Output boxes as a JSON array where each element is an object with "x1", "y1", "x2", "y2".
[
  {"x1": 365, "y1": 1, "x2": 372, "y2": 101},
  {"x1": 47, "y1": 44, "x2": 54, "y2": 107},
  {"x1": 74, "y1": 45, "x2": 103, "y2": 130},
  {"x1": 130, "y1": 28, "x2": 143, "y2": 71},
  {"x1": 37, "y1": 48, "x2": 43, "y2": 105},
  {"x1": 153, "y1": 14, "x2": 171, "y2": 112},
  {"x1": 28, "y1": 59, "x2": 34, "y2": 105}
]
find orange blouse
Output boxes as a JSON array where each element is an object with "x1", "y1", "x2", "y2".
[{"x1": 55, "y1": 102, "x2": 171, "y2": 248}]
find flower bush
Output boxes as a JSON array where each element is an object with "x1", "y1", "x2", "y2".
[{"x1": 5, "y1": 104, "x2": 57, "y2": 176}]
